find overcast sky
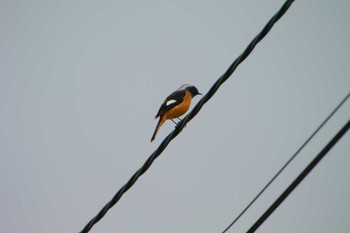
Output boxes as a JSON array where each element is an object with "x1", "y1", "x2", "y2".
[{"x1": 1, "y1": 0, "x2": 350, "y2": 232}]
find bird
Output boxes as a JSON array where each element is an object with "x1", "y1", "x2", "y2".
[{"x1": 151, "y1": 84, "x2": 202, "y2": 142}]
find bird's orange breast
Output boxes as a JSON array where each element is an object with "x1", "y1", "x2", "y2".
[{"x1": 164, "y1": 91, "x2": 192, "y2": 120}]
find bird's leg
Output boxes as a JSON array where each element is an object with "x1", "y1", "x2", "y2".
[
  {"x1": 171, "y1": 119, "x2": 178, "y2": 126},
  {"x1": 175, "y1": 117, "x2": 186, "y2": 128}
]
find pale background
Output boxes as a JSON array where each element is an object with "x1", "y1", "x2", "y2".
[{"x1": 1, "y1": 0, "x2": 350, "y2": 232}]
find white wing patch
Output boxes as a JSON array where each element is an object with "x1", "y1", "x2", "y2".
[{"x1": 166, "y1": 99, "x2": 177, "y2": 106}]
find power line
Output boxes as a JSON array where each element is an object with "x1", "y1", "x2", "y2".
[
  {"x1": 222, "y1": 92, "x2": 350, "y2": 233},
  {"x1": 246, "y1": 118, "x2": 350, "y2": 232},
  {"x1": 79, "y1": 1, "x2": 295, "y2": 232}
]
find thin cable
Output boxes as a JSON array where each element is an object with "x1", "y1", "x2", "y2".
[
  {"x1": 222, "y1": 92, "x2": 350, "y2": 233},
  {"x1": 79, "y1": 1, "x2": 295, "y2": 232},
  {"x1": 247, "y1": 118, "x2": 350, "y2": 232}
]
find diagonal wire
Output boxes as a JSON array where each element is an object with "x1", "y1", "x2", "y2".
[
  {"x1": 222, "y1": 92, "x2": 350, "y2": 233},
  {"x1": 79, "y1": 1, "x2": 295, "y2": 232},
  {"x1": 247, "y1": 117, "x2": 350, "y2": 232}
]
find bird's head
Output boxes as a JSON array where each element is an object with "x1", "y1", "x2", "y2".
[{"x1": 178, "y1": 84, "x2": 202, "y2": 97}]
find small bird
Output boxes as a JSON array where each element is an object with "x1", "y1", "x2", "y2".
[{"x1": 151, "y1": 84, "x2": 202, "y2": 142}]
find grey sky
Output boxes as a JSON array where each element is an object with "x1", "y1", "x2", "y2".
[{"x1": 1, "y1": 0, "x2": 349, "y2": 232}]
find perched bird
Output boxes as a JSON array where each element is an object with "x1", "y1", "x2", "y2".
[{"x1": 151, "y1": 84, "x2": 202, "y2": 142}]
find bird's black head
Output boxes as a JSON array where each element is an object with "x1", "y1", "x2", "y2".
[{"x1": 186, "y1": 85, "x2": 202, "y2": 97}]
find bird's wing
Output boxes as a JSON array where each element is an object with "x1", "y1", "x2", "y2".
[{"x1": 155, "y1": 90, "x2": 186, "y2": 118}]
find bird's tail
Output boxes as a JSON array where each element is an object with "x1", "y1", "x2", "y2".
[{"x1": 151, "y1": 116, "x2": 165, "y2": 142}]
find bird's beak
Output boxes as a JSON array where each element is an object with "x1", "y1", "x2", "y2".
[{"x1": 198, "y1": 93, "x2": 203, "y2": 95}]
